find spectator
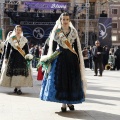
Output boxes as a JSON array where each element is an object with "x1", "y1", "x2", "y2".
[{"x1": 92, "y1": 40, "x2": 103, "y2": 76}]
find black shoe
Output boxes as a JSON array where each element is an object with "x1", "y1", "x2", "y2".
[
  {"x1": 67, "y1": 105, "x2": 75, "y2": 111},
  {"x1": 17, "y1": 90, "x2": 22, "y2": 95},
  {"x1": 61, "y1": 107, "x2": 66, "y2": 112},
  {"x1": 14, "y1": 88, "x2": 17, "y2": 93},
  {"x1": 94, "y1": 74, "x2": 97, "y2": 76},
  {"x1": 98, "y1": 75, "x2": 102, "y2": 77}
]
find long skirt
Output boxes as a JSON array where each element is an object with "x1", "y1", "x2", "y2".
[
  {"x1": 40, "y1": 49, "x2": 85, "y2": 104},
  {"x1": 0, "y1": 60, "x2": 33, "y2": 87}
]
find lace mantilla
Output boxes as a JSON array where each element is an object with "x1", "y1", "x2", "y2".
[
  {"x1": 54, "y1": 28, "x2": 77, "y2": 49},
  {"x1": 8, "y1": 36, "x2": 28, "y2": 50}
]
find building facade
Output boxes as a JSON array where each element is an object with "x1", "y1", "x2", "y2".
[
  {"x1": 1, "y1": 0, "x2": 115, "y2": 46},
  {"x1": 109, "y1": 2, "x2": 120, "y2": 46}
]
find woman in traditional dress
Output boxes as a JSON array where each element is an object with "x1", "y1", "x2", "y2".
[
  {"x1": 0, "y1": 25, "x2": 33, "y2": 95},
  {"x1": 0, "y1": 31, "x2": 12, "y2": 70},
  {"x1": 40, "y1": 13, "x2": 87, "y2": 112}
]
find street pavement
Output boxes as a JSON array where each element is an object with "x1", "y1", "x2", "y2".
[{"x1": 0, "y1": 68, "x2": 120, "y2": 120}]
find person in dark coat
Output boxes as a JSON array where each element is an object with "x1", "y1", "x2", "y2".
[
  {"x1": 33, "y1": 45, "x2": 39, "y2": 68},
  {"x1": 82, "y1": 47, "x2": 89, "y2": 68},
  {"x1": 114, "y1": 46, "x2": 120, "y2": 70},
  {"x1": 103, "y1": 45, "x2": 109, "y2": 69},
  {"x1": 92, "y1": 40, "x2": 103, "y2": 76},
  {"x1": 87, "y1": 46, "x2": 93, "y2": 69}
]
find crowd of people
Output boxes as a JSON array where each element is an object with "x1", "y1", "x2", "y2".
[
  {"x1": 82, "y1": 41, "x2": 120, "y2": 76},
  {"x1": 0, "y1": 12, "x2": 119, "y2": 112}
]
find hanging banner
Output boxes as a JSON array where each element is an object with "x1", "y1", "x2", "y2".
[
  {"x1": 21, "y1": 22, "x2": 55, "y2": 45},
  {"x1": 98, "y1": 18, "x2": 112, "y2": 48},
  {"x1": 24, "y1": 1, "x2": 70, "y2": 10}
]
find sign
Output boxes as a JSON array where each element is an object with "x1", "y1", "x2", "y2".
[
  {"x1": 22, "y1": 22, "x2": 55, "y2": 45},
  {"x1": 24, "y1": 1, "x2": 70, "y2": 10},
  {"x1": 33, "y1": 27, "x2": 44, "y2": 40},
  {"x1": 98, "y1": 18, "x2": 112, "y2": 48}
]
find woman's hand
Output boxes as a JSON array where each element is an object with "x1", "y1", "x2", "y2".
[{"x1": 5, "y1": 59, "x2": 8, "y2": 64}]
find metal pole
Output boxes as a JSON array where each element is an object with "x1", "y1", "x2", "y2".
[
  {"x1": 0, "y1": 0, "x2": 5, "y2": 41},
  {"x1": 73, "y1": 0, "x2": 78, "y2": 31},
  {"x1": 85, "y1": 0, "x2": 89, "y2": 47}
]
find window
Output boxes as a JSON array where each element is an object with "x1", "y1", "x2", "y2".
[
  {"x1": 112, "y1": 36, "x2": 117, "y2": 41},
  {"x1": 112, "y1": 9, "x2": 118, "y2": 14},
  {"x1": 112, "y1": 23, "x2": 118, "y2": 28}
]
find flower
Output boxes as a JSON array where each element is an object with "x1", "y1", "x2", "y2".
[
  {"x1": 25, "y1": 54, "x2": 33, "y2": 60},
  {"x1": 25, "y1": 54, "x2": 33, "y2": 68},
  {"x1": 39, "y1": 50, "x2": 61, "y2": 70}
]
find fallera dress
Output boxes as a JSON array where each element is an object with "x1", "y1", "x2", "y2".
[
  {"x1": 0, "y1": 36, "x2": 33, "y2": 87},
  {"x1": 40, "y1": 28, "x2": 85, "y2": 104}
]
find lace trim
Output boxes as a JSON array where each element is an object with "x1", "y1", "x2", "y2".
[
  {"x1": 54, "y1": 28, "x2": 77, "y2": 49},
  {"x1": 6, "y1": 68, "x2": 29, "y2": 77},
  {"x1": 8, "y1": 36, "x2": 28, "y2": 50}
]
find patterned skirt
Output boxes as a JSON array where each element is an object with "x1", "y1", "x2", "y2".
[
  {"x1": 40, "y1": 49, "x2": 85, "y2": 104},
  {"x1": 0, "y1": 51, "x2": 33, "y2": 87}
]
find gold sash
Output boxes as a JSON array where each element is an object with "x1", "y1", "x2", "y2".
[
  {"x1": 16, "y1": 45, "x2": 26, "y2": 57},
  {"x1": 12, "y1": 36, "x2": 26, "y2": 57},
  {"x1": 63, "y1": 40, "x2": 78, "y2": 56},
  {"x1": 57, "y1": 29, "x2": 78, "y2": 56}
]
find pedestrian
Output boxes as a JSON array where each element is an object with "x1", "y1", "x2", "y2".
[
  {"x1": 29, "y1": 45, "x2": 35, "y2": 67},
  {"x1": 33, "y1": 45, "x2": 39, "y2": 68},
  {"x1": 0, "y1": 25, "x2": 33, "y2": 95},
  {"x1": 82, "y1": 47, "x2": 89, "y2": 68},
  {"x1": 40, "y1": 12, "x2": 87, "y2": 112},
  {"x1": 92, "y1": 40, "x2": 103, "y2": 76},
  {"x1": 37, "y1": 45, "x2": 43, "y2": 81},
  {"x1": 114, "y1": 46, "x2": 120, "y2": 70},
  {"x1": 103, "y1": 45, "x2": 109, "y2": 69},
  {"x1": 88, "y1": 46, "x2": 93, "y2": 69},
  {"x1": 107, "y1": 48, "x2": 115, "y2": 70}
]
